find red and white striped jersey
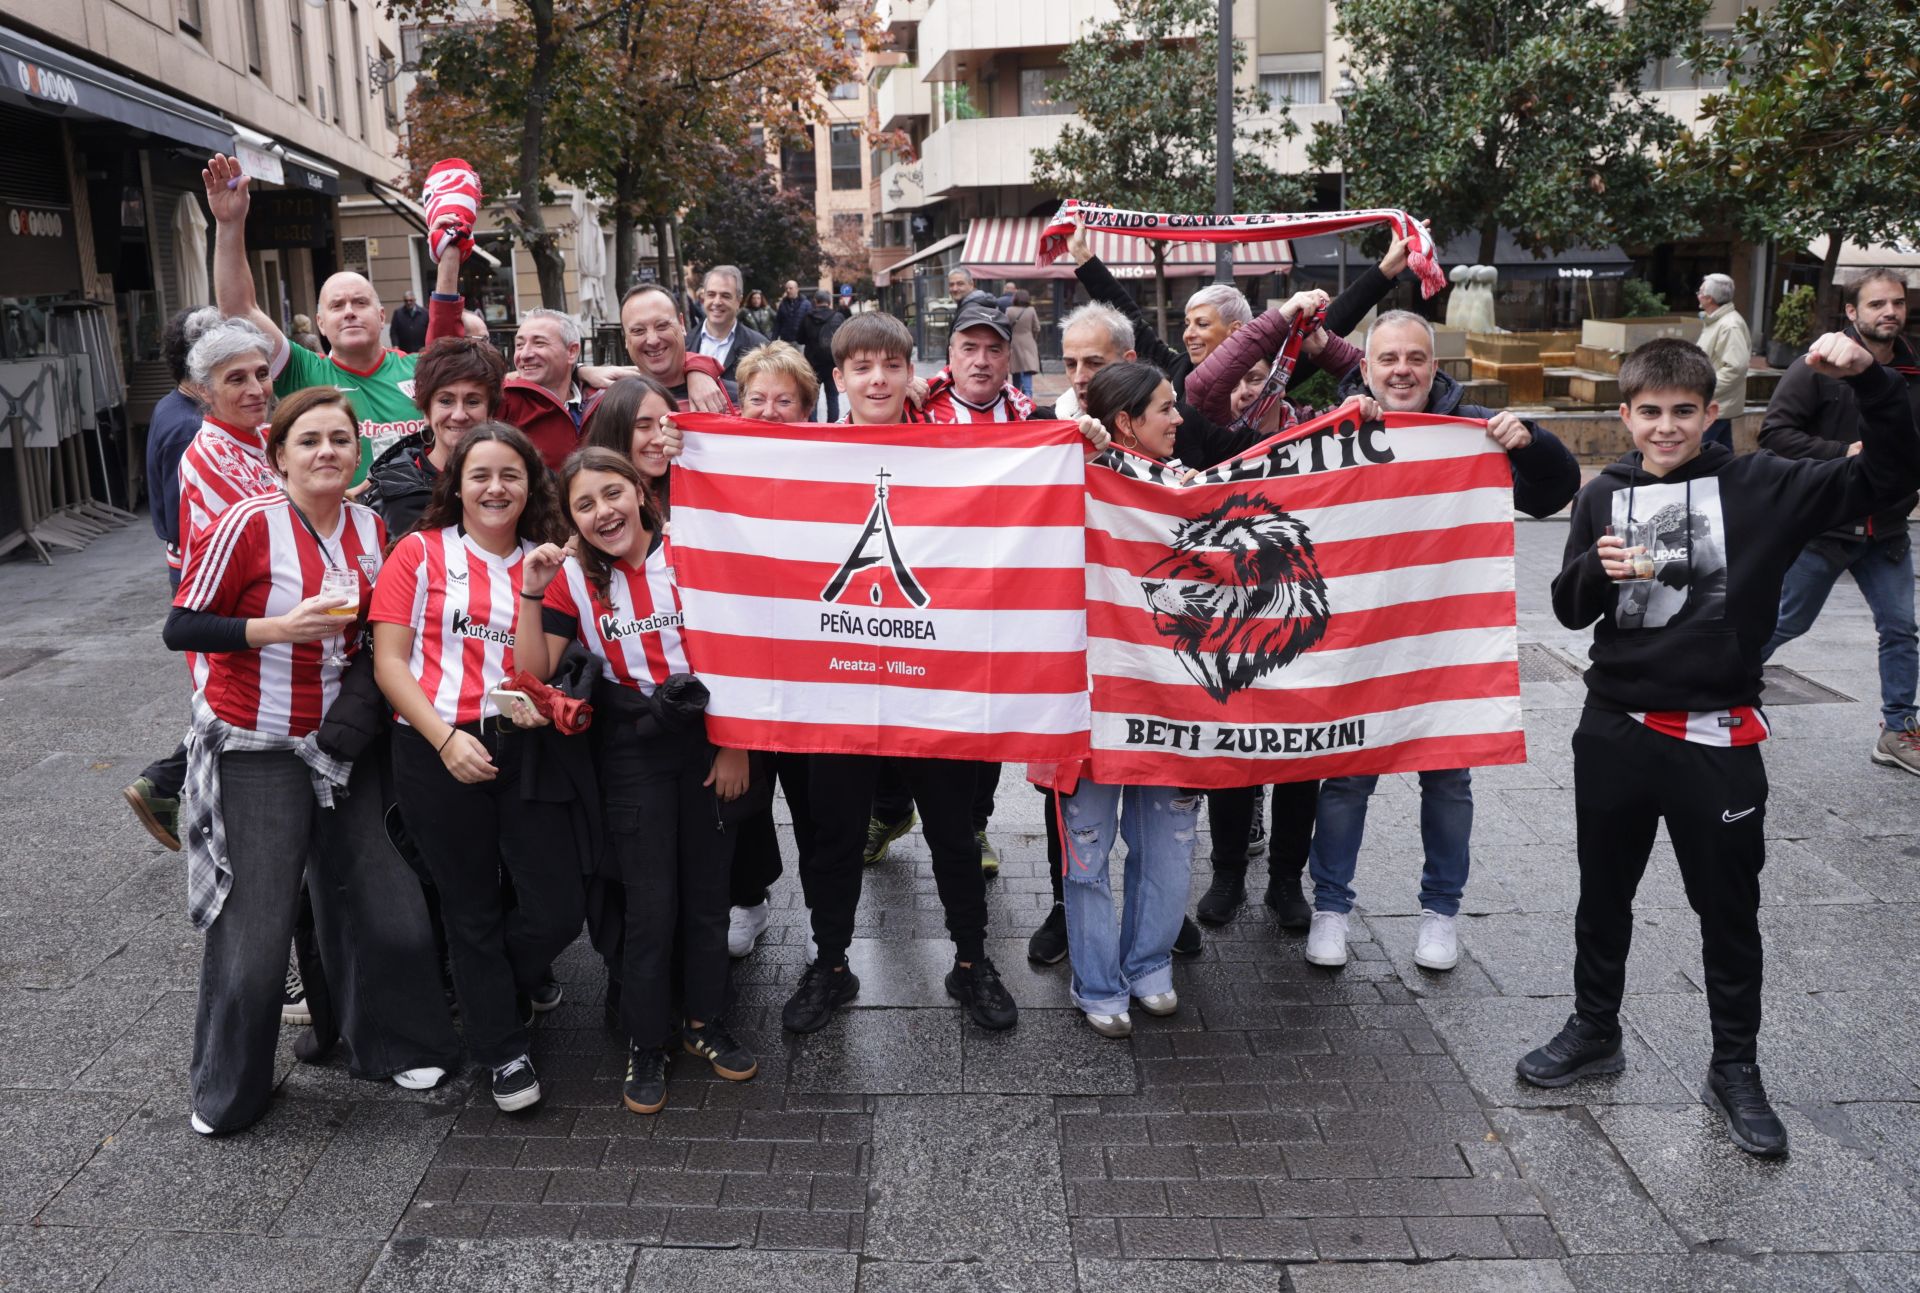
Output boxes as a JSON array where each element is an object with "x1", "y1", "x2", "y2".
[
  {"x1": 541, "y1": 537, "x2": 688, "y2": 696},
  {"x1": 178, "y1": 418, "x2": 281, "y2": 567},
  {"x1": 175, "y1": 493, "x2": 385, "y2": 737},
  {"x1": 368, "y1": 525, "x2": 532, "y2": 727},
  {"x1": 1628, "y1": 706, "x2": 1771, "y2": 748}
]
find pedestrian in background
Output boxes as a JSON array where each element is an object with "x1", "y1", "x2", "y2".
[
  {"x1": 1696, "y1": 273, "x2": 1750, "y2": 450},
  {"x1": 1007, "y1": 288, "x2": 1042, "y2": 399}
]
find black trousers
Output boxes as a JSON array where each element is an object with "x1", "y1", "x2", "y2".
[
  {"x1": 142, "y1": 738, "x2": 188, "y2": 799},
  {"x1": 391, "y1": 723, "x2": 584, "y2": 1069},
  {"x1": 806, "y1": 754, "x2": 986, "y2": 965},
  {"x1": 874, "y1": 759, "x2": 999, "y2": 833},
  {"x1": 1571, "y1": 708, "x2": 1768, "y2": 1065},
  {"x1": 1206, "y1": 780, "x2": 1320, "y2": 881},
  {"x1": 601, "y1": 724, "x2": 736, "y2": 1048},
  {"x1": 730, "y1": 753, "x2": 812, "y2": 908}
]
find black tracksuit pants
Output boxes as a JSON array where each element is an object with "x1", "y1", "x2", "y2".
[
  {"x1": 1205, "y1": 780, "x2": 1320, "y2": 883},
  {"x1": 805, "y1": 754, "x2": 985, "y2": 966},
  {"x1": 874, "y1": 759, "x2": 999, "y2": 833},
  {"x1": 1572, "y1": 708, "x2": 1768, "y2": 1066},
  {"x1": 730, "y1": 753, "x2": 812, "y2": 909}
]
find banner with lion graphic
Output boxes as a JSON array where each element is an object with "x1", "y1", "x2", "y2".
[{"x1": 1084, "y1": 407, "x2": 1527, "y2": 788}]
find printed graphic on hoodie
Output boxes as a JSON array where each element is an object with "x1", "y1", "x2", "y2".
[{"x1": 1610, "y1": 479, "x2": 1728, "y2": 630}]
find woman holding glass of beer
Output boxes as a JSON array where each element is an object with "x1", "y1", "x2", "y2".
[{"x1": 165, "y1": 387, "x2": 460, "y2": 1136}]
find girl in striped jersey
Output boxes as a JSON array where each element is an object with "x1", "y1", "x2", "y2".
[
  {"x1": 514, "y1": 448, "x2": 757, "y2": 1116},
  {"x1": 370, "y1": 422, "x2": 583, "y2": 1114},
  {"x1": 166, "y1": 388, "x2": 459, "y2": 1134}
]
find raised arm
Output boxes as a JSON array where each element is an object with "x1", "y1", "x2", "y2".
[
  {"x1": 203, "y1": 155, "x2": 285, "y2": 351},
  {"x1": 1186, "y1": 308, "x2": 1294, "y2": 427},
  {"x1": 1068, "y1": 228, "x2": 1185, "y2": 379}
]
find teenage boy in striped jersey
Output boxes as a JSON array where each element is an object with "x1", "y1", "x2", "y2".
[{"x1": 782, "y1": 312, "x2": 1109, "y2": 1034}]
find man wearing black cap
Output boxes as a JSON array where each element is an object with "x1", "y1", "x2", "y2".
[{"x1": 921, "y1": 298, "x2": 1034, "y2": 423}]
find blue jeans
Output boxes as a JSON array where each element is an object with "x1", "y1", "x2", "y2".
[
  {"x1": 1060, "y1": 781, "x2": 1198, "y2": 1014},
  {"x1": 1762, "y1": 530, "x2": 1917, "y2": 729},
  {"x1": 1704, "y1": 418, "x2": 1734, "y2": 450},
  {"x1": 1014, "y1": 371, "x2": 1035, "y2": 397},
  {"x1": 1308, "y1": 769, "x2": 1474, "y2": 917}
]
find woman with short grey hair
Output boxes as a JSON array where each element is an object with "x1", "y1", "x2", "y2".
[{"x1": 180, "y1": 318, "x2": 282, "y2": 568}]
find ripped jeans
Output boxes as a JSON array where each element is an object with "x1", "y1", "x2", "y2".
[{"x1": 1059, "y1": 780, "x2": 1199, "y2": 1015}]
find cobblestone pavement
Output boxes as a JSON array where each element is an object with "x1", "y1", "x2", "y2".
[{"x1": 1, "y1": 520, "x2": 1916, "y2": 1292}]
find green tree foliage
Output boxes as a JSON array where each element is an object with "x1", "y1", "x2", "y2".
[
  {"x1": 1308, "y1": 0, "x2": 1706, "y2": 267},
  {"x1": 1030, "y1": 0, "x2": 1305, "y2": 330},
  {"x1": 1669, "y1": 0, "x2": 1920, "y2": 320},
  {"x1": 681, "y1": 167, "x2": 828, "y2": 301}
]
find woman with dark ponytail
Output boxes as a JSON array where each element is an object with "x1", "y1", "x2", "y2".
[{"x1": 513, "y1": 446, "x2": 757, "y2": 1116}]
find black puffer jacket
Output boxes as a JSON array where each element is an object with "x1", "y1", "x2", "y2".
[
  {"x1": 1338, "y1": 366, "x2": 1582, "y2": 518},
  {"x1": 360, "y1": 433, "x2": 438, "y2": 540}
]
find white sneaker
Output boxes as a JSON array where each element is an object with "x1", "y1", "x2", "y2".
[
  {"x1": 393, "y1": 1066, "x2": 447, "y2": 1090},
  {"x1": 1305, "y1": 911, "x2": 1350, "y2": 967},
  {"x1": 189, "y1": 1111, "x2": 215, "y2": 1136},
  {"x1": 1084, "y1": 1010, "x2": 1132, "y2": 1038},
  {"x1": 1134, "y1": 990, "x2": 1178, "y2": 1017},
  {"x1": 1413, "y1": 910, "x2": 1459, "y2": 971},
  {"x1": 728, "y1": 902, "x2": 772, "y2": 958}
]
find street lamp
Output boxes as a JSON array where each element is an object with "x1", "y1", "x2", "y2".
[{"x1": 1330, "y1": 64, "x2": 1356, "y2": 295}]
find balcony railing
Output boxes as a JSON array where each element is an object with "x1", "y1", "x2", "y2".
[{"x1": 920, "y1": 114, "x2": 1075, "y2": 196}]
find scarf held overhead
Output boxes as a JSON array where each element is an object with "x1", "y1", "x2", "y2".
[{"x1": 1037, "y1": 200, "x2": 1446, "y2": 298}]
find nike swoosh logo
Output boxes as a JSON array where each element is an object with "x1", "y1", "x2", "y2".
[{"x1": 1722, "y1": 808, "x2": 1756, "y2": 823}]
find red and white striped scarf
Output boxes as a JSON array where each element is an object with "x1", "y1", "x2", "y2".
[{"x1": 1038, "y1": 199, "x2": 1446, "y2": 298}]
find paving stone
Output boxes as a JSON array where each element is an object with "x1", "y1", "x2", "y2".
[
  {"x1": 1420, "y1": 996, "x2": 1694, "y2": 1106},
  {"x1": 1213, "y1": 1216, "x2": 1315, "y2": 1260},
  {"x1": 1621, "y1": 989, "x2": 1919, "y2": 1103},
  {"x1": 40, "y1": 1098, "x2": 343, "y2": 1233},
  {"x1": 1595, "y1": 1103, "x2": 1920, "y2": 1252},
  {"x1": 95, "y1": 1234, "x2": 378, "y2": 1292},
  {"x1": 359, "y1": 1238, "x2": 636, "y2": 1292},
  {"x1": 1560, "y1": 1254, "x2": 1864, "y2": 1292},
  {"x1": 1288, "y1": 1261, "x2": 1576, "y2": 1292},
  {"x1": 627, "y1": 1246, "x2": 855, "y2": 1289},
  {"x1": 273, "y1": 1100, "x2": 452, "y2": 1237},
  {"x1": 0, "y1": 981, "x2": 170, "y2": 1087},
  {"x1": 1072, "y1": 1258, "x2": 1291, "y2": 1292},
  {"x1": 1116, "y1": 1216, "x2": 1219, "y2": 1258},
  {"x1": 485, "y1": 1204, "x2": 579, "y2": 1239},
  {"x1": 0, "y1": 1224, "x2": 138, "y2": 1293},
  {"x1": 1486, "y1": 1107, "x2": 1684, "y2": 1255},
  {"x1": 960, "y1": 1008, "x2": 1134, "y2": 1095},
  {"x1": 1839, "y1": 1254, "x2": 1920, "y2": 1292},
  {"x1": 1306, "y1": 1215, "x2": 1416, "y2": 1260},
  {"x1": 1812, "y1": 991, "x2": 1920, "y2": 1090},
  {"x1": 865, "y1": 1095, "x2": 1068, "y2": 1262},
  {"x1": 0, "y1": 1091, "x2": 139, "y2": 1224},
  {"x1": 854, "y1": 1260, "x2": 1076, "y2": 1292},
  {"x1": 786, "y1": 1010, "x2": 962, "y2": 1094}
]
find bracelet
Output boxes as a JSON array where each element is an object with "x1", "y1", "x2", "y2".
[
  {"x1": 438, "y1": 728, "x2": 457, "y2": 752},
  {"x1": 519, "y1": 590, "x2": 544, "y2": 601}
]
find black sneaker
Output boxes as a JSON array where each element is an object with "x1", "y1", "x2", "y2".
[
  {"x1": 1703, "y1": 1062, "x2": 1788, "y2": 1158},
  {"x1": 491, "y1": 1054, "x2": 541, "y2": 1112},
  {"x1": 782, "y1": 962, "x2": 860, "y2": 1033},
  {"x1": 623, "y1": 1043, "x2": 668, "y2": 1114},
  {"x1": 1027, "y1": 903, "x2": 1068, "y2": 965},
  {"x1": 528, "y1": 971, "x2": 563, "y2": 1013},
  {"x1": 1515, "y1": 1013, "x2": 1625, "y2": 1088},
  {"x1": 602, "y1": 981, "x2": 622, "y2": 1032},
  {"x1": 863, "y1": 812, "x2": 915, "y2": 865},
  {"x1": 1196, "y1": 871, "x2": 1247, "y2": 925},
  {"x1": 1263, "y1": 875, "x2": 1313, "y2": 931},
  {"x1": 946, "y1": 957, "x2": 1018, "y2": 1030},
  {"x1": 683, "y1": 1019, "x2": 758, "y2": 1081},
  {"x1": 1172, "y1": 915, "x2": 1203, "y2": 957}
]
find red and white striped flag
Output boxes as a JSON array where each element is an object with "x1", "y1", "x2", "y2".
[
  {"x1": 1083, "y1": 407, "x2": 1526, "y2": 788},
  {"x1": 670, "y1": 414, "x2": 1092, "y2": 761}
]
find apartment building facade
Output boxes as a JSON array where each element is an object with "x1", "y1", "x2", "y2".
[{"x1": 861, "y1": 0, "x2": 1890, "y2": 355}]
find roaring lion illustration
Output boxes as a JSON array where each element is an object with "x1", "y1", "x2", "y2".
[{"x1": 1139, "y1": 495, "x2": 1332, "y2": 702}]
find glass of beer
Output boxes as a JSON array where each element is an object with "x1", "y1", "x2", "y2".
[
  {"x1": 320, "y1": 567, "x2": 360, "y2": 665},
  {"x1": 1621, "y1": 520, "x2": 1656, "y2": 582}
]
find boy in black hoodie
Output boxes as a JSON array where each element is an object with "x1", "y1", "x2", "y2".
[{"x1": 1517, "y1": 335, "x2": 1920, "y2": 1158}]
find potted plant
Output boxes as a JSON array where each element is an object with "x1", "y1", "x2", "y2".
[
  {"x1": 1768, "y1": 285, "x2": 1815, "y2": 368},
  {"x1": 1617, "y1": 278, "x2": 1671, "y2": 318}
]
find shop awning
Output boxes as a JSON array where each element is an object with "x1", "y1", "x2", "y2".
[
  {"x1": 875, "y1": 233, "x2": 966, "y2": 286},
  {"x1": 280, "y1": 147, "x2": 340, "y2": 196},
  {"x1": 963, "y1": 217, "x2": 1292, "y2": 281},
  {"x1": 1807, "y1": 234, "x2": 1920, "y2": 271},
  {"x1": 360, "y1": 177, "x2": 501, "y2": 268},
  {"x1": 0, "y1": 24, "x2": 233, "y2": 154}
]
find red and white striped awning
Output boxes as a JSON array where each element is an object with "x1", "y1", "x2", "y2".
[{"x1": 962, "y1": 216, "x2": 1292, "y2": 281}]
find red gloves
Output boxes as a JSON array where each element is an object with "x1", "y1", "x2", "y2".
[{"x1": 422, "y1": 158, "x2": 481, "y2": 264}]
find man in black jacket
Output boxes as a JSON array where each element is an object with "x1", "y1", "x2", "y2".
[
  {"x1": 690, "y1": 264, "x2": 769, "y2": 383},
  {"x1": 798, "y1": 291, "x2": 843, "y2": 420},
  {"x1": 775, "y1": 279, "x2": 810, "y2": 343},
  {"x1": 1757, "y1": 268, "x2": 1920, "y2": 775},
  {"x1": 1304, "y1": 311, "x2": 1582, "y2": 976}
]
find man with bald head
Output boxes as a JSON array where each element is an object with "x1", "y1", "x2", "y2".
[{"x1": 205, "y1": 153, "x2": 464, "y2": 484}]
